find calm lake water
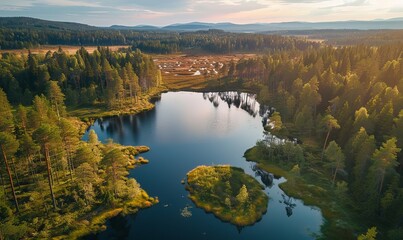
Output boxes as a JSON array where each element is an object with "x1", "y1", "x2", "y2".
[{"x1": 83, "y1": 91, "x2": 323, "y2": 240}]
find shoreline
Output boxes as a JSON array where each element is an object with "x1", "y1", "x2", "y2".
[
  {"x1": 67, "y1": 75, "x2": 357, "y2": 239},
  {"x1": 244, "y1": 146, "x2": 357, "y2": 239},
  {"x1": 68, "y1": 86, "x2": 168, "y2": 121},
  {"x1": 54, "y1": 146, "x2": 159, "y2": 239},
  {"x1": 56, "y1": 189, "x2": 158, "y2": 239}
]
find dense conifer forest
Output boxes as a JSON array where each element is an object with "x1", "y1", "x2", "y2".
[
  {"x1": 238, "y1": 43, "x2": 403, "y2": 239},
  {"x1": 0, "y1": 47, "x2": 161, "y2": 108},
  {"x1": 0, "y1": 17, "x2": 318, "y2": 53},
  {"x1": 0, "y1": 46, "x2": 163, "y2": 239}
]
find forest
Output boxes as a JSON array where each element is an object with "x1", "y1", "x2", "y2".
[
  {"x1": 0, "y1": 20, "x2": 403, "y2": 239},
  {"x1": 273, "y1": 29, "x2": 403, "y2": 46},
  {"x1": 235, "y1": 43, "x2": 403, "y2": 239},
  {"x1": 0, "y1": 18, "x2": 318, "y2": 53},
  {"x1": 0, "y1": 84, "x2": 158, "y2": 239},
  {"x1": 0, "y1": 47, "x2": 162, "y2": 109},
  {"x1": 0, "y1": 47, "x2": 163, "y2": 239}
]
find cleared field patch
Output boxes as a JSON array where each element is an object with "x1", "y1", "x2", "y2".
[
  {"x1": 0, "y1": 45, "x2": 130, "y2": 55},
  {"x1": 155, "y1": 53, "x2": 256, "y2": 90}
]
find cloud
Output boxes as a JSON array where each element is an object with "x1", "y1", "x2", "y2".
[
  {"x1": 0, "y1": 0, "x2": 401, "y2": 26},
  {"x1": 189, "y1": 0, "x2": 265, "y2": 13},
  {"x1": 39, "y1": 0, "x2": 100, "y2": 7},
  {"x1": 119, "y1": 0, "x2": 189, "y2": 10},
  {"x1": 276, "y1": 0, "x2": 328, "y2": 3},
  {"x1": 333, "y1": 0, "x2": 369, "y2": 8},
  {"x1": 389, "y1": 8, "x2": 403, "y2": 13},
  {"x1": 0, "y1": 1, "x2": 33, "y2": 11}
]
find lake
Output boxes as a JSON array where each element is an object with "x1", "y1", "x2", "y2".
[{"x1": 83, "y1": 91, "x2": 323, "y2": 240}]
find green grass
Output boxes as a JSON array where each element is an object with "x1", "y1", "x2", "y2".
[
  {"x1": 244, "y1": 146, "x2": 358, "y2": 240},
  {"x1": 68, "y1": 86, "x2": 167, "y2": 120},
  {"x1": 186, "y1": 165, "x2": 268, "y2": 227}
]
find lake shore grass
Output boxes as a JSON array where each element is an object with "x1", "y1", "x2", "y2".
[
  {"x1": 186, "y1": 165, "x2": 268, "y2": 227},
  {"x1": 68, "y1": 86, "x2": 167, "y2": 120},
  {"x1": 55, "y1": 189, "x2": 158, "y2": 240},
  {"x1": 244, "y1": 146, "x2": 360, "y2": 239},
  {"x1": 68, "y1": 75, "x2": 259, "y2": 122},
  {"x1": 50, "y1": 144, "x2": 158, "y2": 240}
]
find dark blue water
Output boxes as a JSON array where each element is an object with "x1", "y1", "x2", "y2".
[{"x1": 84, "y1": 92, "x2": 323, "y2": 240}]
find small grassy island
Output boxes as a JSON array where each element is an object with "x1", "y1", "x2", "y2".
[{"x1": 186, "y1": 165, "x2": 268, "y2": 226}]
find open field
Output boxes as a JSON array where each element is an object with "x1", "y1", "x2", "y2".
[
  {"x1": 155, "y1": 53, "x2": 256, "y2": 90},
  {"x1": 0, "y1": 45, "x2": 130, "y2": 55}
]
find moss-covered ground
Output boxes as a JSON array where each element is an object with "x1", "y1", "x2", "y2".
[{"x1": 186, "y1": 165, "x2": 268, "y2": 227}]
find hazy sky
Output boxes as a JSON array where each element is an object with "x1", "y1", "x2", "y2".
[{"x1": 0, "y1": 0, "x2": 402, "y2": 26}]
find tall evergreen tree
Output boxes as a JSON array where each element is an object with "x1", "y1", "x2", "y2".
[
  {"x1": 33, "y1": 124, "x2": 62, "y2": 209},
  {"x1": 0, "y1": 133, "x2": 20, "y2": 212},
  {"x1": 321, "y1": 114, "x2": 340, "y2": 161},
  {"x1": 47, "y1": 81, "x2": 66, "y2": 119},
  {"x1": 0, "y1": 89, "x2": 14, "y2": 134},
  {"x1": 101, "y1": 148, "x2": 128, "y2": 199},
  {"x1": 369, "y1": 138, "x2": 400, "y2": 194},
  {"x1": 324, "y1": 141, "x2": 345, "y2": 185}
]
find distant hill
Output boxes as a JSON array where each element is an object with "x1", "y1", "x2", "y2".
[
  {"x1": 0, "y1": 17, "x2": 97, "y2": 31},
  {"x1": 1, "y1": 17, "x2": 403, "y2": 33},
  {"x1": 117, "y1": 18, "x2": 403, "y2": 32},
  {"x1": 1, "y1": 17, "x2": 402, "y2": 50},
  {"x1": 110, "y1": 25, "x2": 161, "y2": 31}
]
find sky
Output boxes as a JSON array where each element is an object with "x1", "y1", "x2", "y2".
[{"x1": 0, "y1": 0, "x2": 402, "y2": 26}]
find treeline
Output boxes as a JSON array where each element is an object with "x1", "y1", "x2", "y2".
[
  {"x1": 317, "y1": 30, "x2": 403, "y2": 46},
  {"x1": 131, "y1": 30, "x2": 319, "y2": 54},
  {"x1": 0, "y1": 24, "x2": 320, "y2": 54},
  {"x1": 281, "y1": 29, "x2": 403, "y2": 46},
  {"x1": 235, "y1": 43, "x2": 403, "y2": 238},
  {"x1": 0, "y1": 47, "x2": 162, "y2": 109},
  {"x1": 0, "y1": 28, "x2": 129, "y2": 49},
  {"x1": 0, "y1": 87, "x2": 154, "y2": 239}
]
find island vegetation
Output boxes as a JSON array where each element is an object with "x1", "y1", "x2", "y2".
[{"x1": 186, "y1": 165, "x2": 268, "y2": 227}]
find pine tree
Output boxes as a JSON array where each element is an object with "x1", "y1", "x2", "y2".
[
  {"x1": 358, "y1": 227, "x2": 377, "y2": 240},
  {"x1": 101, "y1": 148, "x2": 128, "y2": 198},
  {"x1": 370, "y1": 138, "x2": 400, "y2": 194},
  {"x1": 59, "y1": 119, "x2": 79, "y2": 179},
  {"x1": 47, "y1": 81, "x2": 66, "y2": 119},
  {"x1": 88, "y1": 129, "x2": 99, "y2": 145},
  {"x1": 125, "y1": 63, "x2": 140, "y2": 103},
  {"x1": 75, "y1": 163, "x2": 98, "y2": 205},
  {"x1": 0, "y1": 88, "x2": 14, "y2": 134},
  {"x1": 16, "y1": 105, "x2": 28, "y2": 134},
  {"x1": 321, "y1": 114, "x2": 340, "y2": 161},
  {"x1": 32, "y1": 95, "x2": 51, "y2": 124},
  {"x1": 33, "y1": 124, "x2": 62, "y2": 209},
  {"x1": 236, "y1": 184, "x2": 249, "y2": 205},
  {"x1": 393, "y1": 110, "x2": 403, "y2": 171},
  {"x1": 269, "y1": 111, "x2": 283, "y2": 131},
  {"x1": 324, "y1": 141, "x2": 345, "y2": 185},
  {"x1": 353, "y1": 107, "x2": 373, "y2": 133},
  {"x1": 0, "y1": 89, "x2": 20, "y2": 211},
  {"x1": 0, "y1": 133, "x2": 20, "y2": 212},
  {"x1": 350, "y1": 128, "x2": 376, "y2": 198},
  {"x1": 74, "y1": 144, "x2": 101, "y2": 170}
]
